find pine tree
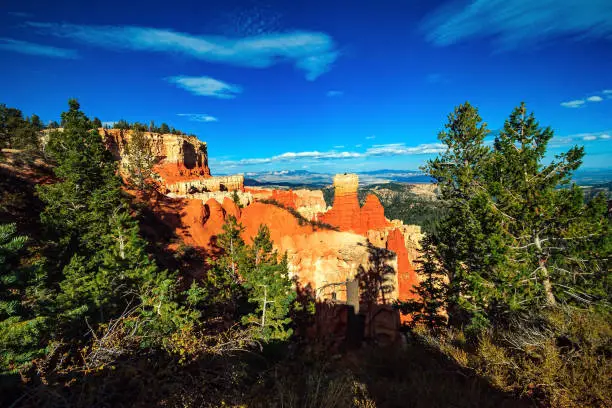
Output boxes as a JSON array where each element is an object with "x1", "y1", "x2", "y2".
[
  {"x1": 159, "y1": 123, "x2": 170, "y2": 134},
  {"x1": 91, "y1": 117, "x2": 102, "y2": 129},
  {"x1": 420, "y1": 102, "x2": 504, "y2": 331},
  {"x1": 37, "y1": 99, "x2": 165, "y2": 332},
  {"x1": 397, "y1": 235, "x2": 447, "y2": 330},
  {"x1": 410, "y1": 102, "x2": 611, "y2": 332},
  {"x1": 489, "y1": 103, "x2": 610, "y2": 308},
  {"x1": 0, "y1": 224, "x2": 46, "y2": 374},
  {"x1": 124, "y1": 129, "x2": 157, "y2": 192},
  {"x1": 357, "y1": 243, "x2": 397, "y2": 306},
  {"x1": 205, "y1": 215, "x2": 248, "y2": 315},
  {"x1": 0, "y1": 104, "x2": 39, "y2": 150},
  {"x1": 241, "y1": 225, "x2": 295, "y2": 341}
]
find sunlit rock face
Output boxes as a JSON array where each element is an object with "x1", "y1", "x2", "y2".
[
  {"x1": 319, "y1": 174, "x2": 362, "y2": 232},
  {"x1": 101, "y1": 129, "x2": 211, "y2": 181},
  {"x1": 316, "y1": 173, "x2": 423, "y2": 304}
]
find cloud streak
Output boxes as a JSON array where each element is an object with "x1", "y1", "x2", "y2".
[
  {"x1": 177, "y1": 113, "x2": 218, "y2": 122},
  {"x1": 550, "y1": 130, "x2": 611, "y2": 147},
  {"x1": 166, "y1": 76, "x2": 242, "y2": 98},
  {"x1": 560, "y1": 89, "x2": 610, "y2": 108},
  {"x1": 0, "y1": 37, "x2": 78, "y2": 58},
  {"x1": 560, "y1": 99, "x2": 586, "y2": 108},
  {"x1": 26, "y1": 21, "x2": 339, "y2": 80},
  {"x1": 218, "y1": 142, "x2": 446, "y2": 166},
  {"x1": 326, "y1": 90, "x2": 343, "y2": 97},
  {"x1": 423, "y1": 0, "x2": 612, "y2": 49}
]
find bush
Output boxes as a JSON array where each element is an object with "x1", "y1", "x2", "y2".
[{"x1": 413, "y1": 306, "x2": 612, "y2": 407}]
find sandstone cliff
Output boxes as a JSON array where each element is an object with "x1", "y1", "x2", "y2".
[{"x1": 101, "y1": 129, "x2": 211, "y2": 181}]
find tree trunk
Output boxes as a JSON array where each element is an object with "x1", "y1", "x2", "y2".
[{"x1": 540, "y1": 261, "x2": 556, "y2": 306}]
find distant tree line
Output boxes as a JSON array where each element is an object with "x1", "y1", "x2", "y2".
[{"x1": 111, "y1": 119, "x2": 196, "y2": 137}]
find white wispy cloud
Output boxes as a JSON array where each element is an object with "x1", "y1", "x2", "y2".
[
  {"x1": 333, "y1": 145, "x2": 345, "y2": 148},
  {"x1": 218, "y1": 142, "x2": 446, "y2": 166},
  {"x1": 102, "y1": 121, "x2": 117, "y2": 127},
  {"x1": 177, "y1": 113, "x2": 218, "y2": 122},
  {"x1": 366, "y1": 143, "x2": 446, "y2": 156},
  {"x1": 326, "y1": 90, "x2": 343, "y2": 97},
  {"x1": 366, "y1": 135, "x2": 376, "y2": 140},
  {"x1": 561, "y1": 89, "x2": 610, "y2": 108},
  {"x1": 423, "y1": 0, "x2": 612, "y2": 49},
  {"x1": 560, "y1": 99, "x2": 586, "y2": 108},
  {"x1": 550, "y1": 130, "x2": 612, "y2": 147},
  {"x1": 26, "y1": 22, "x2": 339, "y2": 80},
  {"x1": 166, "y1": 76, "x2": 242, "y2": 99},
  {"x1": 0, "y1": 37, "x2": 77, "y2": 58}
]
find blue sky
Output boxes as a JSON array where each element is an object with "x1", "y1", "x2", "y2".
[{"x1": 1, "y1": 0, "x2": 611, "y2": 173}]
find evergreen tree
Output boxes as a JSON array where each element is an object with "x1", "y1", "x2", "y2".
[
  {"x1": 159, "y1": 123, "x2": 170, "y2": 134},
  {"x1": 489, "y1": 103, "x2": 610, "y2": 308},
  {"x1": 241, "y1": 225, "x2": 295, "y2": 341},
  {"x1": 37, "y1": 99, "x2": 164, "y2": 331},
  {"x1": 357, "y1": 243, "x2": 396, "y2": 306},
  {"x1": 29, "y1": 114, "x2": 43, "y2": 131},
  {"x1": 396, "y1": 235, "x2": 447, "y2": 330},
  {"x1": 0, "y1": 104, "x2": 39, "y2": 150},
  {"x1": 206, "y1": 216, "x2": 248, "y2": 315},
  {"x1": 409, "y1": 102, "x2": 611, "y2": 332},
  {"x1": 91, "y1": 117, "x2": 102, "y2": 129},
  {"x1": 420, "y1": 102, "x2": 503, "y2": 331},
  {"x1": 125, "y1": 128, "x2": 157, "y2": 192},
  {"x1": 0, "y1": 224, "x2": 46, "y2": 374},
  {"x1": 113, "y1": 119, "x2": 130, "y2": 130},
  {"x1": 231, "y1": 189, "x2": 243, "y2": 208}
]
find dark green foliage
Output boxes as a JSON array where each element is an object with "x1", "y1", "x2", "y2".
[
  {"x1": 0, "y1": 224, "x2": 46, "y2": 374},
  {"x1": 113, "y1": 119, "x2": 130, "y2": 130},
  {"x1": 0, "y1": 104, "x2": 40, "y2": 150},
  {"x1": 409, "y1": 102, "x2": 610, "y2": 333},
  {"x1": 396, "y1": 235, "x2": 447, "y2": 330},
  {"x1": 37, "y1": 99, "x2": 167, "y2": 333},
  {"x1": 159, "y1": 122, "x2": 170, "y2": 134},
  {"x1": 91, "y1": 117, "x2": 102, "y2": 128},
  {"x1": 241, "y1": 225, "x2": 296, "y2": 341},
  {"x1": 201, "y1": 215, "x2": 247, "y2": 315},
  {"x1": 231, "y1": 189, "x2": 243, "y2": 208},
  {"x1": 28, "y1": 114, "x2": 43, "y2": 131}
]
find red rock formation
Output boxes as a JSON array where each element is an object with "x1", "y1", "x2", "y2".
[
  {"x1": 222, "y1": 197, "x2": 241, "y2": 220},
  {"x1": 360, "y1": 194, "x2": 390, "y2": 232},
  {"x1": 320, "y1": 176, "x2": 390, "y2": 235},
  {"x1": 240, "y1": 202, "x2": 310, "y2": 243},
  {"x1": 202, "y1": 198, "x2": 226, "y2": 239},
  {"x1": 271, "y1": 189, "x2": 298, "y2": 208},
  {"x1": 320, "y1": 174, "x2": 362, "y2": 233},
  {"x1": 154, "y1": 162, "x2": 211, "y2": 185},
  {"x1": 386, "y1": 228, "x2": 418, "y2": 301}
]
